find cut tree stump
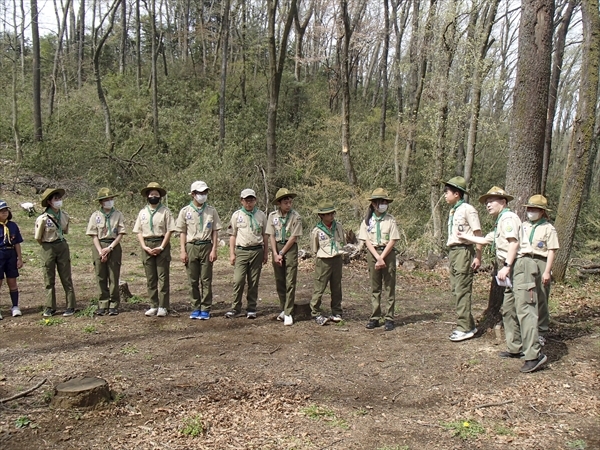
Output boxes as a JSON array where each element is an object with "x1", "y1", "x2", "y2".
[
  {"x1": 119, "y1": 281, "x2": 133, "y2": 301},
  {"x1": 51, "y1": 377, "x2": 111, "y2": 409},
  {"x1": 293, "y1": 298, "x2": 311, "y2": 320}
]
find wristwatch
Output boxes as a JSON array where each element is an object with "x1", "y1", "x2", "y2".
[
  {"x1": 503, "y1": 261, "x2": 511, "y2": 267},
  {"x1": 278, "y1": 250, "x2": 284, "y2": 256}
]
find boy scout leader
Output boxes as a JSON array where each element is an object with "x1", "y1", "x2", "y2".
[
  {"x1": 86, "y1": 188, "x2": 126, "y2": 316},
  {"x1": 443, "y1": 176, "x2": 482, "y2": 342},
  {"x1": 133, "y1": 182, "x2": 177, "y2": 318},
  {"x1": 176, "y1": 181, "x2": 222, "y2": 320},
  {"x1": 225, "y1": 189, "x2": 268, "y2": 319},
  {"x1": 265, "y1": 188, "x2": 302, "y2": 326},
  {"x1": 35, "y1": 188, "x2": 77, "y2": 317},
  {"x1": 458, "y1": 186, "x2": 547, "y2": 373}
]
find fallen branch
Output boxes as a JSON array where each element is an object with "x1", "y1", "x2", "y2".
[
  {"x1": 177, "y1": 335, "x2": 197, "y2": 341},
  {"x1": 269, "y1": 345, "x2": 282, "y2": 355},
  {"x1": 529, "y1": 404, "x2": 568, "y2": 415},
  {"x1": 0, "y1": 378, "x2": 47, "y2": 404},
  {"x1": 475, "y1": 399, "x2": 514, "y2": 409}
]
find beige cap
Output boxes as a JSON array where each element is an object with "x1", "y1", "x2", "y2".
[{"x1": 240, "y1": 188, "x2": 256, "y2": 199}]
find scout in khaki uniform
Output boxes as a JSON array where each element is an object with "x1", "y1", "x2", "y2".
[
  {"x1": 35, "y1": 188, "x2": 77, "y2": 317},
  {"x1": 265, "y1": 188, "x2": 302, "y2": 326},
  {"x1": 86, "y1": 188, "x2": 126, "y2": 316},
  {"x1": 522, "y1": 195, "x2": 559, "y2": 345},
  {"x1": 0, "y1": 201, "x2": 24, "y2": 319},
  {"x1": 132, "y1": 182, "x2": 177, "y2": 317},
  {"x1": 459, "y1": 186, "x2": 547, "y2": 373},
  {"x1": 443, "y1": 176, "x2": 482, "y2": 342},
  {"x1": 359, "y1": 188, "x2": 400, "y2": 331},
  {"x1": 309, "y1": 201, "x2": 345, "y2": 326},
  {"x1": 176, "y1": 181, "x2": 222, "y2": 320},
  {"x1": 225, "y1": 189, "x2": 268, "y2": 319}
]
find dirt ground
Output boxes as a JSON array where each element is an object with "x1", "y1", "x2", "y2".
[{"x1": 0, "y1": 238, "x2": 599, "y2": 450}]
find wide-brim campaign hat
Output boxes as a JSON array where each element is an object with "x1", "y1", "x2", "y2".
[
  {"x1": 141, "y1": 182, "x2": 167, "y2": 198},
  {"x1": 368, "y1": 188, "x2": 393, "y2": 202},
  {"x1": 96, "y1": 187, "x2": 119, "y2": 201},
  {"x1": 41, "y1": 188, "x2": 66, "y2": 207},
  {"x1": 273, "y1": 188, "x2": 297, "y2": 204},
  {"x1": 478, "y1": 186, "x2": 514, "y2": 204},
  {"x1": 523, "y1": 194, "x2": 552, "y2": 211},
  {"x1": 443, "y1": 176, "x2": 469, "y2": 194},
  {"x1": 315, "y1": 201, "x2": 336, "y2": 214}
]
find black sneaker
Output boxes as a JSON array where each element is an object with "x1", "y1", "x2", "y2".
[
  {"x1": 108, "y1": 308, "x2": 119, "y2": 316},
  {"x1": 520, "y1": 354, "x2": 548, "y2": 373},
  {"x1": 384, "y1": 320, "x2": 395, "y2": 331},
  {"x1": 365, "y1": 319, "x2": 381, "y2": 329},
  {"x1": 499, "y1": 351, "x2": 524, "y2": 359},
  {"x1": 43, "y1": 308, "x2": 56, "y2": 317},
  {"x1": 63, "y1": 308, "x2": 75, "y2": 317},
  {"x1": 97, "y1": 308, "x2": 107, "y2": 316}
]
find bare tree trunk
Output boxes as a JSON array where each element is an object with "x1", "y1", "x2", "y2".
[
  {"x1": 12, "y1": 51, "x2": 23, "y2": 162},
  {"x1": 135, "y1": 0, "x2": 141, "y2": 88},
  {"x1": 379, "y1": 0, "x2": 390, "y2": 145},
  {"x1": 49, "y1": 0, "x2": 72, "y2": 117},
  {"x1": 150, "y1": 0, "x2": 159, "y2": 143},
  {"x1": 294, "y1": 1, "x2": 312, "y2": 82},
  {"x1": 239, "y1": 0, "x2": 247, "y2": 104},
  {"x1": 31, "y1": 0, "x2": 43, "y2": 142},
  {"x1": 219, "y1": 0, "x2": 231, "y2": 153},
  {"x1": 553, "y1": 0, "x2": 600, "y2": 281},
  {"x1": 392, "y1": 0, "x2": 409, "y2": 185},
  {"x1": 119, "y1": 0, "x2": 126, "y2": 74},
  {"x1": 19, "y1": 0, "x2": 26, "y2": 79},
  {"x1": 77, "y1": 0, "x2": 85, "y2": 88}
]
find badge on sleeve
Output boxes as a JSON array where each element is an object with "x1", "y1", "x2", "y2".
[
  {"x1": 96, "y1": 216, "x2": 101, "y2": 224},
  {"x1": 458, "y1": 225, "x2": 464, "y2": 232},
  {"x1": 319, "y1": 232, "x2": 326, "y2": 240},
  {"x1": 46, "y1": 219, "x2": 54, "y2": 228},
  {"x1": 186, "y1": 211, "x2": 192, "y2": 220},
  {"x1": 237, "y1": 215, "x2": 244, "y2": 223},
  {"x1": 537, "y1": 241, "x2": 544, "y2": 248},
  {"x1": 273, "y1": 218, "x2": 279, "y2": 226},
  {"x1": 504, "y1": 224, "x2": 513, "y2": 232},
  {"x1": 207, "y1": 222, "x2": 212, "y2": 229}
]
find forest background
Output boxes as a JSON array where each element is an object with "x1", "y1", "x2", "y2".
[{"x1": 1, "y1": 0, "x2": 599, "y2": 278}]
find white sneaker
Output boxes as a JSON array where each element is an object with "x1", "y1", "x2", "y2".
[
  {"x1": 284, "y1": 315, "x2": 293, "y2": 326},
  {"x1": 449, "y1": 328, "x2": 477, "y2": 342},
  {"x1": 145, "y1": 308, "x2": 158, "y2": 317},
  {"x1": 11, "y1": 306, "x2": 22, "y2": 317},
  {"x1": 246, "y1": 311, "x2": 257, "y2": 319},
  {"x1": 277, "y1": 311, "x2": 285, "y2": 321},
  {"x1": 156, "y1": 308, "x2": 168, "y2": 317},
  {"x1": 539, "y1": 336, "x2": 546, "y2": 346}
]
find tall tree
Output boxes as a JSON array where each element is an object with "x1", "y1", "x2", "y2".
[
  {"x1": 219, "y1": 0, "x2": 231, "y2": 152},
  {"x1": 553, "y1": 0, "x2": 600, "y2": 281},
  {"x1": 379, "y1": 0, "x2": 390, "y2": 144},
  {"x1": 31, "y1": 0, "x2": 43, "y2": 141},
  {"x1": 119, "y1": 0, "x2": 127, "y2": 74},
  {"x1": 49, "y1": 0, "x2": 73, "y2": 117},
  {"x1": 77, "y1": 0, "x2": 85, "y2": 88}
]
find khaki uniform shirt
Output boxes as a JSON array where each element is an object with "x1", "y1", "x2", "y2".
[
  {"x1": 176, "y1": 204, "x2": 222, "y2": 242},
  {"x1": 35, "y1": 209, "x2": 70, "y2": 242},
  {"x1": 132, "y1": 205, "x2": 177, "y2": 238},
  {"x1": 310, "y1": 221, "x2": 345, "y2": 258},
  {"x1": 265, "y1": 209, "x2": 303, "y2": 242},
  {"x1": 484, "y1": 210, "x2": 533, "y2": 260},
  {"x1": 446, "y1": 202, "x2": 481, "y2": 246},
  {"x1": 522, "y1": 220, "x2": 559, "y2": 258},
  {"x1": 227, "y1": 208, "x2": 267, "y2": 247},
  {"x1": 358, "y1": 213, "x2": 400, "y2": 246},
  {"x1": 86, "y1": 209, "x2": 126, "y2": 239}
]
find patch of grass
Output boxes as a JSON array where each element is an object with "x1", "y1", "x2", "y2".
[
  {"x1": 76, "y1": 305, "x2": 98, "y2": 318},
  {"x1": 120, "y1": 345, "x2": 138, "y2": 355},
  {"x1": 42, "y1": 390, "x2": 53, "y2": 404},
  {"x1": 83, "y1": 325, "x2": 97, "y2": 333},
  {"x1": 334, "y1": 319, "x2": 347, "y2": 326},
  {"x1": 181, "y1": 415, "x2": 205, "y2": 437},
  {"x1": 442, "y1": 419, "x2": 485, "y2": 440},
  {"x1": 467, "y1": 358, "x2": 480, "y2": 366},
  {"x1": 567, "y1": 439, "x2": 587, "y2": 449},
  {"x1": 15, "y1": 416, "x2": 32, "y2": 428},
  {"x1": 301, "y1": 404, "x2": 347, "y2": 428},
  {"x1": 126, "y1": 295, "x2": 145, "y2": 304},
  {"x1": 377, "y1": 446, "x2": 409, "y2": 450},
  {"x1": 39, "y1": 317, "x2": 64, "y2": 326},
  {"x1": 495, "y1": 425, "x2": 514, "y2": 436}
]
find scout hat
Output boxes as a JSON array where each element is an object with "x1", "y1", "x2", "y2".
[
  {"x1": 40, "y1": 188, "x2": 65, "y2": 208},
  {"x1": 273, "y1": 188, "x2": 297, "y2": 204},
  {"x1": 189, "y1": 181, "x2": 209, "y2": 194},
  {"x1": 96, "y1": 188, "x2": 119, "y2": 201},
  {"x1": 316, "y1": 201, "x2": 336, "y2": 214},
  {"x1": 240, "y1": 188, "x2": 256, "y2": 199},
  {"x1": 478, "y1": 186, "x2": 514, "y2": 204},
  {"x1": 444, "y1": 176, "x2": 469, "y2": 194},
  {"x1": 0, "y1": 200, "x2": 13, "y2": 220},
  {"x1": 523, "y1": 194, "x2": 552, "y2": 211},
  {"x1": 141, "y1": 182, "x2": 167, "y2": 197},
  {"x1": 368, "y1": 188, "x2": 394, "y2": 203}
]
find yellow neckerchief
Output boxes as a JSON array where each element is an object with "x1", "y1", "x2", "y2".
[{"x1": 0, "y1": 219, "x2": 11, "y2": 245}]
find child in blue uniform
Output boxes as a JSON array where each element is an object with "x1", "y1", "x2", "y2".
[{"x1": 0, "y1": 200, "x2": 24, "y2": 319}]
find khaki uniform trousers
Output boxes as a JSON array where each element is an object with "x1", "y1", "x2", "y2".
[
  {"x1": 141, "y1": 240, "x2": 171, "y2": 309},
  {"x1": 502, "y1": 256, "x2": 542, "y2": 360},
  {"x1": 185, "y1": 241, "x2": 214, "y2": 312},
  {"x1": 449, "y1": 245, "x2": 476, "y2": 332},
  {"x1": 41, "y1": 241, "x2": 76, "y2": 310},
  {"x1": 273, "y1": 242, "x2": 298, "y2": 316},
  {"x1": 310, "y1": 255, "x2": 343, "y2": 317},
  {"x1": 231, "y1": 247, "x2": 263, "y2": 313},
  {"x1": 533, "y1": 256, "x2": 551, "y2": 337},
  {"x1": 367, "y1": 249, "x2": 397, "y2": 321},
  {"x1": 93, "y1": 241, "x2": 122, "y2": 310}
]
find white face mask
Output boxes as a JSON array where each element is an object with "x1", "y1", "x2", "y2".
[
  {"x1": 52, "y1": 200, "x2": 63, "y2": 209},
  {"x1": 103, "y1": 200, "x2": 115, "y2": 209},
  {"x1": 195, "y1": 194, "x2": 208, "y2": 204},
  {"x1": 378, "y1": 204, "x2": 388, "y2": 213},
  {"x1": 527, "y1": 211, "x2": 541, "y2": 221}
]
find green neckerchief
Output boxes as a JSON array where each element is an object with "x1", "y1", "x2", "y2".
[
  {"x1": 0, "y1": 220, "x2": 11, "y2": 245},
  {"x1": 240, "y1": 207, "x2": 260, "y2": 233},
  {"x1": 491, "y1": 208, "x2": 510, "y2": 254},
  {"x1": 316, "y1": 220, "x2": 338, "y2": 254},
  {"x1": 278, "y1": 209, "x2": 293, "y2": 243},
  {"x1": 528, "y1": 218, "x2": 547, "y2": 244},
  {"x1": 371, "y1": 212, "x2": 387, "y2": 245},
  {"x1": 46, "y1": 207, "x2": 65, "y2": 240},
  {"x1": 448, "y1": 199, "x2": 465, "y2": 237},
  {"x1": 189, "y1": 201, "x2": 206, "y2": 235},
  {"x1": 100, "y1": 207, "x2": 115, "y2": 236},
  {"x1": 146, "y1": 204, "x2": 163, "y2": 234}
]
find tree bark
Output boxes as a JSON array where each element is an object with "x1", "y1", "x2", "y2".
[
  {"x1": 392, "y1": 0, "x2": 409, "y2": 185},
  {"x1": 77, "y1": 0, "x2": 85, "y2": 88},
  {"x1": 119, "y1": 0, "x2": 126, "y2": 74},
  {"x1": 219, "y1": 0, "x2": 231, "y2": 153},
  {"x1": 379, "y1": 0, "x2": 390, "y2": 145},
  {"x1": 150, "y1": 0, "x2": 159, "y2": 143},
  {"x1": 49, "y1": 0, "x2": 72, "y2": 117},
  {"x1": 553, "y1": 0, "x2": 600, "y2": 281},
  {"x1": 31, "y1": 0, "x2": 43, "y2": 142}
]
